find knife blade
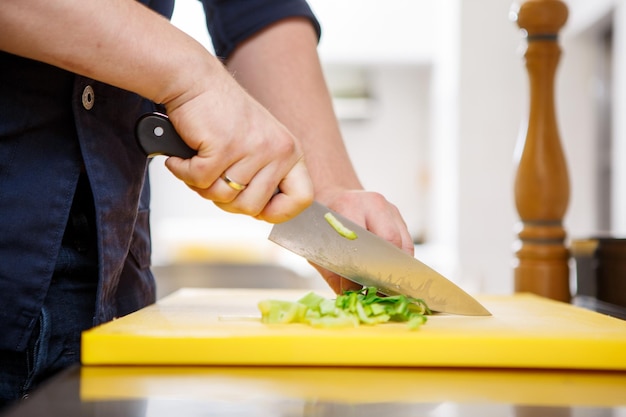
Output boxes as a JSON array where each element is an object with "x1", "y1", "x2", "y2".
[
  {"x1": 270, "y1": 202, "x2": 490, "y2": 316},
  {"x1": 135, "y1": 112, "x2": 491, "y2": 316}
]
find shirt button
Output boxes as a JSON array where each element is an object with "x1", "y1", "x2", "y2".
[{"x1": 82, "y1": 85, "x2": 95, "y2": 110}]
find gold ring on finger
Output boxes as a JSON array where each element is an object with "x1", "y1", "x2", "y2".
[{"x1": 221, "y1": 173, "x2": 248, "y2": 191}]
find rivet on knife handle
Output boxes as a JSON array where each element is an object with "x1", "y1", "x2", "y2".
[{"x1": 135, "y1": 112, "x2": 197, "y2": 159}]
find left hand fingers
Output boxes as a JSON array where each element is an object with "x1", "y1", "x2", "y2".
[
  {"x1": 313, "y1": 190, "x2": 414, "y2": 293},
  {"x1": 328, "y1": 191, "x2": 414, "y2": 256},
  {"x1": 367, "y1": 202, "x2": 414, "y2": 257}
]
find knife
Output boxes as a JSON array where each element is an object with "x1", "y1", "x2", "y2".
[{"x1": 135, "y1": 112, "x2": 491, "y2": 316}]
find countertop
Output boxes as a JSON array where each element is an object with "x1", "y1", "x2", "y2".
[{"x1": 2, "y1": 364, "x2": 625, "y2": 417}]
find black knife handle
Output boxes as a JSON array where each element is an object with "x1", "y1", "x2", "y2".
[{"x1": 135, "y1": 112, "x2": 197, "y2": 159}]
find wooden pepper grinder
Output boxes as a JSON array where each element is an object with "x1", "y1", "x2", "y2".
[{"x1": 511, "y1": 0, "x2": 571, "y2": 302}]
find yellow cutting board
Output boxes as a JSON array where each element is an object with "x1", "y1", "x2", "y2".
[{"x1": 81, "y1": 288, "x2": 626, "y2": 370}]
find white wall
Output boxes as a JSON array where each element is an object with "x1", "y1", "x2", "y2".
[
  {"x1": 326, "y1": 65, "x2": 431, "y2": 242},
  {"x1": 559, "y1": 3, "x2": 604, "y2": 237},
  {"x1": 454, "y1": 0, "x2": 523, "y2": 293},
  {"x1": 611, "y1": 2, "x2": 626, "y2": 233},
  {"x1": 308, "y1": 0, "x2": 436, "y2": 65}
]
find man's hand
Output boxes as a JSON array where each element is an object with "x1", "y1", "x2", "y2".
[
  {"x1": 162, "y1": 81, "x2": 314, "y2": 223},
  {"x1": 312, "y1": 190, "x2": 414, "y2": 294}
]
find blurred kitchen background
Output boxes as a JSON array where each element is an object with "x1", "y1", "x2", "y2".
[{"x1": 149, "y1": 0, "x2": 625, "y2": 298}]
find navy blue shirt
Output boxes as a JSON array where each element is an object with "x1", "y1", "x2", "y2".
[{"x1": 0, "y1": 0, "x2": 320, "y2": 352}]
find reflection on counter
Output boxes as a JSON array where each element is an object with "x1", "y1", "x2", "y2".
[
  {"x1": 3, "y1": 365, "x2": 626, "y2": 417},
  {"x1": 79, "y1": 366, "x2": 626, "y2": 407}
]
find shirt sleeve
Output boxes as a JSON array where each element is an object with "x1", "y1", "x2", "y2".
[{"x1": 199, "y1": 0, "x2": 321, "y2": 59}]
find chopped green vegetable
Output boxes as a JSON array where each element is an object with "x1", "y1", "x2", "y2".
[
  {"x1": 324, "y1": 212, "x2": 358, "y2": 240},
  {"x1": 258, "y1": 299, "x2": 307, "y2": 324},
  {"x1": 258, "y1": 287, "x2": 430, "y2": 330},
  {"x1": 297, "y1": 291, "x2": 325, "y2": 309}
]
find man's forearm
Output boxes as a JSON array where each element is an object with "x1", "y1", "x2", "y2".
[
  {"x1": 0, "y1": 0, "x2": 221, "y2": 108},
  {"x1": 225, "y1": 18, "x2": 363, "y2": 198}
]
